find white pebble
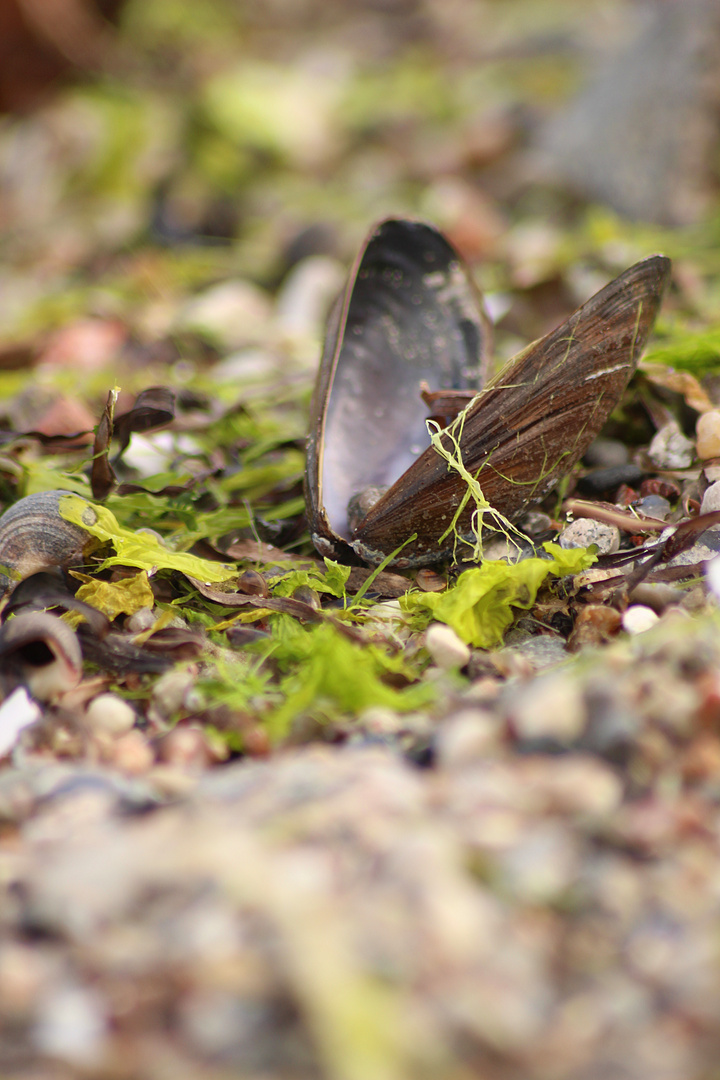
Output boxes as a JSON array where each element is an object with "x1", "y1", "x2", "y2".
[
  {"x1": 705, "y1": 555, "x2": 720, "y2": 600},
  {"x1": 696, "y1": 410, "x2": 720, "y2": 459},
  {"x1": 700, "y1": 480, "x2": 720, "y2": 515},
  {"x1": 124, "y1": 606, "x2": 156, "y2": 633},
  {"x1": 0, "y1": 687, "x2": 41, "y2": 758},
  {"x1": 648, "y1": 421, "x2": 694, "y2": 469},
  {"x1": 425, "y1": 623, "x2": 471, "y2": 670},
  {"x1": 509, "y1": 671, "x2": 586, "y2": 742},
  {"x1": 33, "y1": 985, "x2": 107, "y2": 1066},
  {"x1": 111, "y1": 730, "x2": 154, "y2": 775},
  {"x1": 621, "y1": 605, "x2": 659, "y2": 635},
  {"x1": 84, "y1": 694, "x2": 136, "y2": 737},
  {"x1": 559, "y1": 518, "x2": 620, "y2": 554}
]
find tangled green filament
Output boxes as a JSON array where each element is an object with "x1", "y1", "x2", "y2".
[{"x1": 427, "y1": 414, "x2": 529, "y2": 561}]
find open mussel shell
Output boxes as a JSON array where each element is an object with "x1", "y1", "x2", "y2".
[
  {"x1": 306, "y1": 217, "x2": 671, "y2": 568},
  {"x1": 306, "y1": 217, "x2": 492, "y2": 564}
]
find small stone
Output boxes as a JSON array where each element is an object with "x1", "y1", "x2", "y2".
[
  {"x1": 436, "y1": 709, "x2": 501, "y2": 767},
  {"x1": 152, "y1": 667, "x2": 197, "y2": 719},
  {"x1": 33, "y1": 984, "x2": 108, "y2": 1067},
  {"x1": 275, "y1": 255, "x2": 345, "y2": 341},
  {"x1": 648, "y1": 422, "x2": 694, "y2": 469},
  {"x1": 507, "y1": 670, "x2": 586, "y2": 743},
  {"x1": 177, "y1": 279, "x2": 272, "y2": 349},
  {"x1": 559, "y1": 518, "x2": 620, "y2": 554},
  {"x1": 622, "y1": 605, "x2": 660, "y2": 635},
  {"x1": 517, "y1": 510, "x2": 553, "y2": 537},
  {"x1": 84, "y1": 694, "x2": 136, "y2": 738},
  {"x1": 0, "y1": 688, "x2": 41, "y2": 758},
  {"x1": 145, "y1": 765, "x2": 199, "y2": 798},
  {"x1": 567, "y1": 604, "x2": 623, "y2": 650},
  {"x1": 357, "y1": 707, "x2": 404, "y2": 734},
  {"x1": 425, "y1": 623, "x2": 471, "y2": 670},
  {"x1": 481, "y1": 537, "x2": 528, "y2": 562},
  {"x1": 503, "y1": 634, "x2": 568, "y2": 670},
  {"x1": 700, "y1": 480, "x2": 720, "y2": 514},
  {"x1": 705, "y1": 555, "x2": 720, "y2": 600},
  {"x1": 668, "y1": 541, "x2": 717, "y2": 567},
  {"x1": 155, "y1": 725, "x2": 214, "y2": 771},
  {"x1": 628, "y1": 582, "x2": 680, "y2": 612},
  {"x1": 634, "y1": 494, "x2": 671, "y2": 519},
  {"x1": 583, "y1": 437, "x2": 629, "y2": 468},
  {"x1": 696, "y1": 409, "x2": 720, "y2": 459},
  {"x1": 110, "y1": 730, "x2": 154, "y2": 775},
  {"x1": 577, "y1": 464, "x2": 643, "y2": 496},
  {"x1": 124, "y1": 606, "x2": 156, "y2": 633}
]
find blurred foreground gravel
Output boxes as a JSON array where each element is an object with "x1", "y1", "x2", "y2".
[{"x1": 3, "y1": 610, "x2": 720, "y2": 1080}]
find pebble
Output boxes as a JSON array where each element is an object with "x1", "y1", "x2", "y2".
[
  {"x1": 33, "y1": 984, "x2": 108, "y2": 1067},
  {"x1": 700, "y1": 480, "x2": 720, "y2": 514},
  {"x1": 482, "y1": 537, "x2": 530, "y2": 562},
  {"x1": 705, "y1": 556, "x2": 720, "y2": 600},
  {"x1": 691, "y1": 481, "x2": 720, "y2": 554},
  {"x1": 667, "y1": 541, "x2": 717, "y2": 567},
  {"x1": 559, "y1": 518, "x2": 620, "y2": 554},
  {"x1": 567, "y1": 604, "x2": 623, "y2": 650},
  {"x1": 155, "y1": 726, "x2": 215, "y2": 771},
  {"x1": 628, "y1": 582, "x2": 680, "y2": 613},
  {"x1": 0, "y1": 688, "x2": 41, "y2": 759},
  {"x1": 633, "y1": 494, "x2": 671, "y2": 520},
  {"x1": 177, "y1": 279, "x2": 272, "y2": 350},
  {"x1": 152, "y1": 667, "x2": 198, "y2": 719},
  {"x1": 125, "y1": 607, "x2": 156, "y2": 634},
  {"x1": 425, "y1": 623, "x2": 471, "y2": 670},
  {"x1": 274, "y1": 255, "x2": 345, "y2": 342},
  {"x1": 110, "y1": 730, "x2": 154, "y2": 775},
  {"x1": 517, "y1": 511, "x2": 553, "y2": 537},
  {"x1": 583, "y1": 437, "x2": 629, "y2": 468},
  {"x1": 647, "y1": 422, "x2": 694, "y2": 470},
  {"x1": 84, "y1": 694, "x2": 136, "y2": 738},
  {"x1": 577, "y1": 464, "x2": 643, "y2": 496},
  {"x1": 502, "y1": 634, "x2": 568, "y2": 670},
  {"x1": 436, "y1": 709, "x2": 502, "y2": 767},
  {"x1": 621, "y1": 605, "x2": 660, "y2": 635},
  {"x1": 696, "y1": 409, "x2": 720, "y2": 459},
  {"x1": 506, "y1": 670, "x2": 586, "y2": 743}
]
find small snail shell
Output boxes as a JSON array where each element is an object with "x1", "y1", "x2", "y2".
[
  {"x1": 0, "y1": 491, "x2": 100, "y2": 591},
  {"x1": 0, "y1": 611, "x2": 83, "y2": 701}
]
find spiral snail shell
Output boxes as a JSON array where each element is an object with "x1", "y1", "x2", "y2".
[{"x1": 0, "y1": 490, "x2": 101, "y2": 591}]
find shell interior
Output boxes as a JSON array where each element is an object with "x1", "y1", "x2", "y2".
[{"x1": 315, "y1": 219, "x2": 490, "y2": 542}]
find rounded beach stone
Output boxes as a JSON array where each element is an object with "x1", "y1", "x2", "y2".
[
  {"x1": 696, "y1": 410, "x2": 720, "y2": 459},
  {"x1": 622, "y1": 605, "x2": 659, "y2": 635},
  {"x1": 85, "y1": 694, "x2": 136, "y2": 738},
  {"x1": 700, "y1": 480, "x2": 720, "y2": 514},
  {"x1": 425, "y1": 623, "x2": 471, "y2": 670},
  {"x1": 559, "y1": 518, "x2": 620, "y2": 554}
]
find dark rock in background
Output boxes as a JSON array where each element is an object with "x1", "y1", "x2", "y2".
[{"x1": 537, "y1": 0, "x2": 720, "y2": 224}]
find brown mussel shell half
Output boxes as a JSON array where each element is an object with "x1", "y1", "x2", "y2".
[{"x1": 306, "y1": 217, "x2": 671, "y2": 568}]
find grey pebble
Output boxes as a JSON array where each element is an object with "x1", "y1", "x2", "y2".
[
  {"x1": 700, "y1": 480, "x2": 720, "y2": 514},
  {"x1": 577, "y1": 464, "x2": 642, "y2": 496},
  {"x1": 634, "y1": 494, "x2": 671, "y2": 520},
  {"x1": 648, "y1": 422, "x2": 694, "y2": 470},
  {"x1": 559, "y1": 518, "x2": 620, "y2": 554},
  {"x1": 583, "y1": 437, "x2": 630, "y2": 468}
]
